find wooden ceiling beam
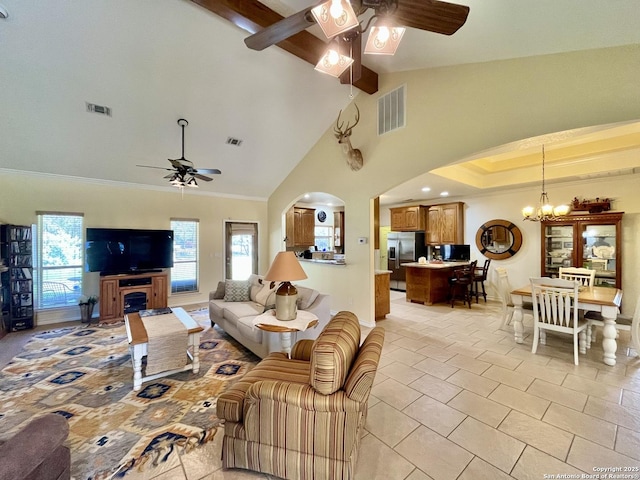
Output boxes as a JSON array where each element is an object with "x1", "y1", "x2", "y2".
[{"x1": 189, "y1": 0, "x2": 379, "y2": 94}]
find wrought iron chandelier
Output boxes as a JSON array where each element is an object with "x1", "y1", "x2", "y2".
[{"x1": 522, "y1": 145, "x2": 570, "y2": 221}]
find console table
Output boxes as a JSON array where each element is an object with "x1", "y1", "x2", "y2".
[{"x1": 99, "y1": 271, "x2": 168, "y2": 322}]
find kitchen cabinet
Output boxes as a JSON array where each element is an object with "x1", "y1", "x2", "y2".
[
  {"x1": 426, "y1": 202, "x2": 464, "y2": 245},
  {"x1": 286, "y1": 207, "x2": 316, "y2": 248},
  {"x1": 541, "y1": 212, "x2": 623, "y2": 288},
  {"x1": 375, "y1": 271, "x2": 390, "y2": 320},
  {"x1": 390, "y1": 206, "x2": 426, "y2": 231}
]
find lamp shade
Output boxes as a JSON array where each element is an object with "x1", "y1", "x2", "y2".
[{"x1": 263, "y1": 251, "x2": 308, "y2": 282}]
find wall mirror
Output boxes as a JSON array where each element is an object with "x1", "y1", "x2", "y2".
[{"x1": 475, "y1": 219, "x2": 523, "y2": 260}]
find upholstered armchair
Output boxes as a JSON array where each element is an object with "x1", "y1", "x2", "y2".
[{"x1": 216, "y1": 311, "x2": 385, "y2": 480}]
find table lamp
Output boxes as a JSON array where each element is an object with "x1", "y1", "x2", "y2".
[{"x1": 263, "y1": 251, "x2": 308, "y2": 320}]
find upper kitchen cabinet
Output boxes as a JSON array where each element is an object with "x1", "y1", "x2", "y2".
[
  {"x1": 390, "y1": 206, "x2": 426, "y2": 231},
  {"x1": 426, "y1": 202, "x2": 464, "y2": 245},
  {"x1": 541, "y1": 212, "x2": 623, "y2": 288},
  {"x1": 286, "y1": 206, "x2": 315, "y2": 248},
  {"x1": 334, "y1": 211, "x2": 344, "y2": 254}
]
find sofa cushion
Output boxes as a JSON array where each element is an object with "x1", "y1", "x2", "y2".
[
  {"x1": 236, "y1": 315, "x2": 264, "y2": 344},
  {"x1": 296, "y1": 286, "x2": 319, "y2": 310},
  {"x1": 209, "y1": 299, "x2": 226, "y2": 320},
  {"x1": 309, "y1": 311, "x2": 360, "y2": 395},
  {"x1": 223, "y1": 302, "x2": 264, "y2": 322},
  {"x1": 224, "y1": 279, "x2": 251, "y2": 302}
]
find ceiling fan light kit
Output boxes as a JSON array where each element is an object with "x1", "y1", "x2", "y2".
[
  {"x1": 364, "y1": 25, "x2": 405, "y2": 55},
  {"x1": 136, "y1": 118, "x2": 221, "y2": 190},
  {"x1": 315, "y1": 48, "x2": 354, "y2": 77},
  {"x1": 311, "y1": 0, "x2": 360, "y2": 39}
]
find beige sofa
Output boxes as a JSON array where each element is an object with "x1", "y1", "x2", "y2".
[{"x1": 209, "y1": 274, "x2": 331, "y2": 358}]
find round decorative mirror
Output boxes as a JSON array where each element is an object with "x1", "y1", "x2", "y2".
[{"x1": 475, "y1": 219, "x2": 523, "y2": 260}]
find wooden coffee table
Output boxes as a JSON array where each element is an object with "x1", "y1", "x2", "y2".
[{"x1": 124, "y1": 307, "x2": 204, "y2": 391}]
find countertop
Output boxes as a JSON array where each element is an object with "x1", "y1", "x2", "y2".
[
  {"x1": 375, "y1": 270, "x2": 392, "y2": 275},
  {"x1": 402, "y1": 261, "x2": 469, "y2": 269},
  {"x1": 299, "y1": 258, "x2": 346, "y2": 265}
]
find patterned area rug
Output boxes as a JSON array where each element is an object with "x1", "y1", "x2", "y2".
[{"x1": 0, "y1": 309, "x2": 259, "y2": 480}]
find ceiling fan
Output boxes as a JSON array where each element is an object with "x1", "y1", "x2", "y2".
[
  {"x1": 137, "y1": 119, "x2": 221, "y2": 188},
  {"x1": 244, "y1": 0, "x2": 469, "y2": 81}
]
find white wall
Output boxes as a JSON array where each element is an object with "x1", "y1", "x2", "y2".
[{"x1": 268, "y1": 45, "x2": 640, "y2": 324}]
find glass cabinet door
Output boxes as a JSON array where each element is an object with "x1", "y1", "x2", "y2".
[
  {"x1": 581, "y1": 224, "x2": 617, "y2": 287},
  {"x1": 543, "y1": 224, "x2": 575, "y2": 277}
]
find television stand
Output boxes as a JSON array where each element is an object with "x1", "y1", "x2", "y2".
[{"x1": 99, "y1": 271, "x2": 168, "y2": 322}]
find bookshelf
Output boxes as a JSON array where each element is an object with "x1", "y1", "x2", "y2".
[{"x1": 1, "y1": 224, "x2": 35, "y2": 331}]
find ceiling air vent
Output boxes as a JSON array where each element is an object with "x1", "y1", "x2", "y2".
[
  {"x1": 86, "y1": 102, "x2": 112, "y2": 117},
  {"x1": 378, "y1": 84, "x2": 405, "y2": 136},
  {"x1": 226, "y1": 137, "x2": 243, "y2": 147}
]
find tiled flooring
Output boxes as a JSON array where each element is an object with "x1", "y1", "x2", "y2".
[{"x1": 2, "y1": 295, "x2": 639, "y2": 479}]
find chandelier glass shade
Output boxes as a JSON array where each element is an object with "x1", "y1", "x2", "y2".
[
  {"x1": 169, "y1": 172, "x2": 199, "y2": 189},
  {"x1": 522, "y1": 145, "x2": 569, "y2": 221},
  {"x1": 314, "y1": 46, "x2": 354, "y2": 77},
  {"x1": 364, "y1": 25, "x2": 406, "y2": 55}
]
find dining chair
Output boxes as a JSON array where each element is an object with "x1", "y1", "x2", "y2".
[
  {"x1": 530, "y1": 277, "x2": 587, "y2": 365},
  {"x1": 495, "y1": 268, "x2": 533, "y2": 330},
  {"x1": 473, "y1": 258, "x2": 491, "y2": 303},
  {"x1": 558, "y1": 267, "x2": 595, "y2": 286},
  {"x1": 448, "y1": 260, "x2": 477, "y2": 308}
]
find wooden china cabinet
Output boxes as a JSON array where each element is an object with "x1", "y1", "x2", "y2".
[{"x1": 540, "y1": 212, "x2": 623, "y2": 288}]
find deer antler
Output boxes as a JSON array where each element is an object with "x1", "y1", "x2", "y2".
[{"x1": 334, "y1": 104, "x2": 360, "y2": 137}]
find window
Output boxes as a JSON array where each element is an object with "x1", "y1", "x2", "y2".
[
  {"x1": 314, "y1": 226, "x2": 333, "y2": 252},
  {"x1": 171, "y1": 219, "x2": 198, "y2": 293},
  {"x1": 35, "y1": 213, "x2": 84, "y2": 309}
]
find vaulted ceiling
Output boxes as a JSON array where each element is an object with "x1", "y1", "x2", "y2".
[{"x1": 1, "y1": 0, "x2": 639, "y2": 202}]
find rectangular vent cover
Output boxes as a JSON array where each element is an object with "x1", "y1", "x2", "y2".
[
  {"x1": 226, "y1": 137, "x2": 243, "y2": 147},
  {"x1": 86, "y1": 102, "x2": 112, "y2": 116},
  {"x1": 378, "y1": 85, "x2": 405, "y2": 135}
]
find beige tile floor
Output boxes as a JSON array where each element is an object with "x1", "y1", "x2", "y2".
[{"x1": 2, "y1": 295, "x2": 639, "y2": 479}]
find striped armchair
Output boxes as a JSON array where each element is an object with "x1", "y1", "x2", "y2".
[{"x1": 217, "y1": 311, "x2": 385, "y2": 480}]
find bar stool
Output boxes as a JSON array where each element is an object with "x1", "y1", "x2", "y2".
[
  {"x1": 473, "y1": 259, "x2": 491, "y2": 303},
  {"x1": 449, "y1": 260, "x2": 477, "y2": 308}
]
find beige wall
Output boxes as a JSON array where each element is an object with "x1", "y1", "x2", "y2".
[
  {"x1": 0, "y1": 170, "x2": 268, "y2": 323},
  {"x1": 268, "y1": 44, "x2": 640, "y2": 324}
]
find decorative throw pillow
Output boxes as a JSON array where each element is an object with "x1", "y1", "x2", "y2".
[
  {"x1": 296, "y1": 286, "x2": 319, "y2": 310},
  {"x1": 212, "y1": 281, "x2": 226, "y2": 300},
  {"x1": 224, "y1": 279, "x2": 251, "y2": 302},
  {"x1": 255, "y1": 281, "x2": 276, "y2": 304}
]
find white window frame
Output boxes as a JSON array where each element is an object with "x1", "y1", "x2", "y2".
[
  {"x1": 35, "y1": 212, "x2": 84, "y2": 309},
  {"x1": 170, "y1": 218, "x2": 199, "y2": 294}
]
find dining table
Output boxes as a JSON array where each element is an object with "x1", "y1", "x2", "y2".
[{"x1": 510, "y1": 284, "x2": 623, "y2": 366}]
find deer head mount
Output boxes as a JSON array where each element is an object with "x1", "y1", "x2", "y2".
[{"x1": 334, "y1": 104, "x2": 364, "y2": 171}]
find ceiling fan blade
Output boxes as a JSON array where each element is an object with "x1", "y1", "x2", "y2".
[
  {"x1": 193, "y1": 174, "x2": 214, "y2": 182},
  {"x1": 245, "y1": 7, "x2": 315, "y2": 51},
  {"x1": 195, "y1": 168, "x2": 222, "y2": 175},
  {"x1": 136, "y1": 164, "x2": 172, "y2": 171},
  {"x1": 394, "y1": 0, "x2": 469, "y2": 36}
]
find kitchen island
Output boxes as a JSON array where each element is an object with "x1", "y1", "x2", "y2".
[{"x1": 403, "y1": 261, "x2": 468, "y2": 305}]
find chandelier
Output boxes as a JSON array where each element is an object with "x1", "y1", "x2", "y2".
[{"x1": 522, "y1": 145, "x2": 570, "y2": 221}]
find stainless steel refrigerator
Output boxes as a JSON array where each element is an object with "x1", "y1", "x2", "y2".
[{"x1": 387, "y1": 232, "x2": 428, "y2": 291}]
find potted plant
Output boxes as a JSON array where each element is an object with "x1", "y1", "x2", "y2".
[{"x1": 79, "y1": 295, "x2": 98, "y2": 323}]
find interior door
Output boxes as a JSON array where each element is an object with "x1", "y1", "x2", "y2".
[{"x1": 225, "y1": 222, "x2": 258, "y2": 280}]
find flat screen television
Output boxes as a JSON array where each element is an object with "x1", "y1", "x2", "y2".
[
  {"x1": 441, "y1": 244, "x2": 470, "y2": 262},
  {"x1": 86, "y1": 228, "x2": 174, "y2": 275}
]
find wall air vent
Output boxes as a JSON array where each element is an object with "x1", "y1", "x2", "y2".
[
  {"x1": 226, "y1": 137, "x2": 243, "y2": 147},
  {"x1": 378, "y1": 84, "x2": 405, "y2": 136},
  {"x1": 86, "y1": 102, "x2": 112, "y2": 117}
]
